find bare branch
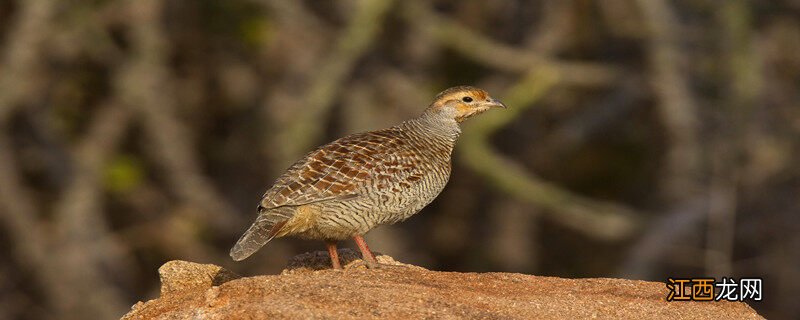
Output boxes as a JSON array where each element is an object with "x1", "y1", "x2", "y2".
[
  {"x1": 52, "y1": 103, "x2": 133, "y2": 318},
  {"x1": 0, "y1": 134, "x2": 70, "y2": 316},
  {"x1": 459, "y1": 69, "x2": 641, "y2": 240},
  {"x1": 0, "y1": 0, "x2": 55, "y2": 123},
  {"x1": 119, "y1": 0, "x2": 239, "y2": 232},
  {"x1": 705, "y1": 0, "x2": 760, "y2": 278},
  {"x1": 401, "y1": 1, "x2": 620, "y2": 87},
  {"x1": 636, "y1": 0, "x2": 702, "y2": 201},
  {"x1": 274, "y1": 0, "x2": 396, "y2": 162}
]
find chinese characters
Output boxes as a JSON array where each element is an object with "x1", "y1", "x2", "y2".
[{"x1": 666, "y1": 277, "x2": 762, "y2": 302}]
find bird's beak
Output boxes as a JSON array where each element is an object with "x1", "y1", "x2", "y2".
[{"x1": 486, "y1": 98, "x2": 507, "y2": 109}]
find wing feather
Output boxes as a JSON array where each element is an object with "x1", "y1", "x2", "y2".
[{"x1": 259, "y1": 127, "x2": 425, "y2": 209}]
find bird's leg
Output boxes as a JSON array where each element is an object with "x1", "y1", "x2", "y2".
[
  {"x1": 326, "y1": 241, "x2": 342, "y2": 270},
  {"x1": 353, "y1": 235, "x2": 379, "y2": 269}
]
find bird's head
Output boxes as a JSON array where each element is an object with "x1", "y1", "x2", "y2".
[{"x1": 427, "y1": 86, "x2": 506, "y2": 123}]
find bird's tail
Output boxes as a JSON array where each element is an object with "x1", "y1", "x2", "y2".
[{"x1": 229, "y1": 207, "x2": 291, "y2": 261}]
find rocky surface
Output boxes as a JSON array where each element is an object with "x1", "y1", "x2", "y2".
[
  {"x1": 157, "y1": 260, "x2": 242, "y2": 295},
  {"x1": 123, "y1": 250, "x2": 763, "y2": 319}
]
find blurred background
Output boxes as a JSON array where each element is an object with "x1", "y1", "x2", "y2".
[{"x1": 0, "y1": 0, "x2": 798, "y2": 319}]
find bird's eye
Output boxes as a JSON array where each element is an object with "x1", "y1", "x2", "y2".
[{"x1": 462, "y1": 96, "x2": 473, "y2": 102}]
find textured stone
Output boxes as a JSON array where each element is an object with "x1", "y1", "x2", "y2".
[
  {"x1": 124, "y1": 254, "x2": 763, "y2": 320},
  {"x1": 157, "y1": 260, "x2": 240, "y2": 296}
]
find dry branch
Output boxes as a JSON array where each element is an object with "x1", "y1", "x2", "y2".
[
  {"x1": 0, "y1": 0, "x2": 71, "y2": 316},
  {"x1": 52, "y1": 103, "x2": 133, "y2": 318},
  {"x1": 0, "y1": 135, "x2": 71, "y2": 317},
  {"x1": 402, "y1": 1, "x2": 619, "y2": 87},
  {"x1": 460, "y1": 69, "x2": 641, "y2": 240},
  {"x1": 275, "y1": 0, "x2": 396, "y2": 161},
  {"x1": 0, "y1": 0, "x2": 54, "y2": 123},
  {"x1": 120, "y1": 0, "x2": 239, "y2": 232},
  {"x1": 636, "y1": 0, "x2": 702, "y2": 202},
  {"x1": 706, "y1": 0, "x2": 760, "y2": 278}
]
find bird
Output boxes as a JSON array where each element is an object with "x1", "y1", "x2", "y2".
[{"x1": 230, "y1": 86, "x2": 506, "y2": 269}]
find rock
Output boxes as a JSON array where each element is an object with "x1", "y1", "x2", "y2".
[
  {"x1": 157, "y1": 260, "x2": 240, "y2": 295},
  {"x1": 122, "y1": 253, "x2": 763, "y2": 319}
]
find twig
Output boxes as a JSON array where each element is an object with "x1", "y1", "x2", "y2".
[
  {"x1": 0, "y1": 0, "x2": 69, "y2": 316},
  {"x1": 0, "y1": 0, "x2": 54, "y2": 123},
  {"x1": 120, "y1": 0, "x2": 239, "y2": 232},
  {"x1": 636, "y1": 0, "x2": 702, "y2": 201},
  {"x1": 460, "y1": 68, "x2": 641, "y2": 240},
  {"x1": 52, "y1": 103, "x2": 133, "y2": 318},
  {"x1": 546, "y1": 78, "x2": 648, "y2": 152},
  {"x1": 706, "y1": 0, "x2": 759, "y2": 278},
  {"x1": 621, "y1": 199, "x2": 708, "y2": 278},
  {"x1": 401, "y1": 0, "x2": 619, "y2": 87},
  {"x1": 0, "y1": 134, "x2": 71, "y2": 316},
  {"x1": 255, "y1": 0, "x2": 331, "y2": 172},
  {"x1": 275, "y1": 0, "x2": 396, "y2": 161}
]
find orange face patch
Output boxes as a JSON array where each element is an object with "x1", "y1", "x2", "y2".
[
  {"x1": 431, "y1": 86, "x2": 489, "y2": 107},
  {"x1": 456, "y1": 103, "x2": 472, "y2": 114},
  {"x1": 427, "y1": 86, "x2": 499, "y2": 122}
]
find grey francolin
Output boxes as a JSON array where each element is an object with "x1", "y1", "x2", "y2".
[{"x1": 230, "y1": 86, "x2": 506, "y2": 269}]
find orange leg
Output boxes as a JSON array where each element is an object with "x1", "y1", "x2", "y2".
[
  {"x1": 326, "y1": 241, "x2": 342, "y2": 270},
  {"x1": 353, "y1": 235, "x2": 378, "y2": 269}
]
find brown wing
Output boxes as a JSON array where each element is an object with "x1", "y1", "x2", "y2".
[
  {"x1": 231, "y1": 126, "x2": 431, "y2": 261},
  {"x1": 259, "y1": 126, "x2": 425, "y2": 210}
]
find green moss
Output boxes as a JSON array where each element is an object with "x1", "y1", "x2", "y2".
[
  {"x1": 104, "y1": 155, "x2": 144, "y2": 194},
  {"x1": 239, "y1": 16, "x2": 272, "y2": 47}
]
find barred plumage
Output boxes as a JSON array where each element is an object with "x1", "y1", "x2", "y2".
[{"x1": 230, "y1": 86, "x2": 506, "y2": 268}]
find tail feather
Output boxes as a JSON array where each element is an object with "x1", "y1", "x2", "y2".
[{"x1": 229, "y1": 208, "x2": 291, "y2": 261}]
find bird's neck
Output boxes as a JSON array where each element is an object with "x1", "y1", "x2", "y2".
[{"x1": 403, "y1": 110, "x2": 461, "y2": 145}]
